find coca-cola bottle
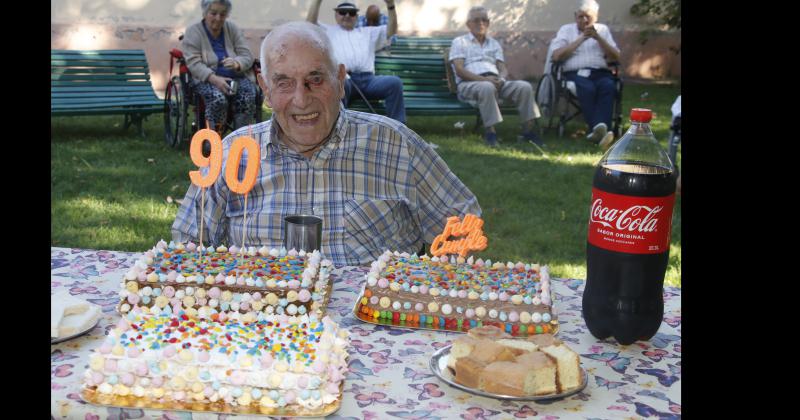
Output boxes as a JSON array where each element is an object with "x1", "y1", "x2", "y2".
[{"x1": 583, "y1": 108, "x2": 677, "y2": 345}]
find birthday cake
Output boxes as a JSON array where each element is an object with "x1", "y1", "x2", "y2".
[
  {"x1": 118, "y1": 240, "x2": 333, "y2": 321},
  {"x1": 82, "y1": 312, "x2": 349, "y2": 415},
  {"x1": 355, "y1": 250, "x2": 557, "y2": 335}
]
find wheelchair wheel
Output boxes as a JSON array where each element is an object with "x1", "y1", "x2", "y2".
[
  {"x1": 668, "y1": 131, "x2": 680, "y2": 169},
  {"x1": 163, "y1": 76, "x2": 187, "y2": 148},
  {"x1": 536, "y1": 73, "x2": 558, "y2": 130}
]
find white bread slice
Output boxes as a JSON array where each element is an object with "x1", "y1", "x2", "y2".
[
  {"x1": 448, "y1": 335, "x2": 480, "y2": 369},
  {"x1": 497, "y1": 338, "x2": 539, "y2": 355}
]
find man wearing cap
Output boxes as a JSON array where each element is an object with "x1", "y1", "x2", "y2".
[{"x1": 307, "y1": 0, "x2": 406, "y2": 123}]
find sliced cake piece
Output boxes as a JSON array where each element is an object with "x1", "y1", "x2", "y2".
[
  {"x1": 497, "y1": 338, "x2": 539, "y2": 356},
  {"x1": 468, "y1": 340, "x2": 516, "y2": 364},
  {"x1": 454, "y1": 356, "x2": 486, "y2": 389},
  {"x1": 539, "y1": 344, "x2": 582, "y2": 391},
  {"x1": 448, "y1": 335, "x2": 481, "y2": 369},
  {"x1": 514, "y1": 351, "x2": 558, "y2": 395},
  {"x1": 526, "y1": 333, "x2": 562, "y2": 348},
  {"x1": 59, "y1": 304, "x2": 101, "y2": 337},
  {"x1": 51, "y1": 291, "x2": 91, "y2": 338}
]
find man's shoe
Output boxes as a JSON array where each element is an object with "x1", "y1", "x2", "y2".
[
  {"x1": 484, "y1": 131, "x2": 498, "y2": 147},
  {"x1": 586, "y1": 122, "x2": 608, "y2": 143},
  {"x1": 519, "y1": 130, "x2": 544, "y2": 147},
  {"x1": 599, "y1": 131, "x2": 615, "y2": 150}
]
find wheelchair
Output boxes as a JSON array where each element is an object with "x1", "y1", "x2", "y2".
[
  {"x1": 535, "y1": 43, "x2": 623, "y2": 139},
  {"x1": 163, "y1": 37, "x2": 264, "y2": 149}
]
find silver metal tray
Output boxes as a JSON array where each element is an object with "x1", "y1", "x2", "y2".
[
  {"x1": 51, "y1": 317, "x2": 99, "y2": 344},
  {"x1": 429, "y1": 345, "x2": 588, "y2": 401}
]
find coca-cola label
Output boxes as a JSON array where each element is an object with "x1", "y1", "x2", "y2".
[{"x1": 588, "y1": 188, "x2": 675, "y2": 254}]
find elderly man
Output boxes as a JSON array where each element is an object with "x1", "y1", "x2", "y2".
[
  {"x1": 449, "y1": 6, "x2": 542, "y2": 147},
  {"x1": 551, "y1": 0, "x2": 621, "y2": 148},
  {"x1": 307, "y1": 0, "x2": 406, "y2": 123},
  {"x1": 171, "y1": 21, "x2": 481, "y2": 267}
]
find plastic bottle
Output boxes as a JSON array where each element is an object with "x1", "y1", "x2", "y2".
[{"x1": 582, "y1": 108, "x2": 677, "y2": 345}]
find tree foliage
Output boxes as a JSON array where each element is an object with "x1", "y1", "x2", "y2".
[{"x1": 630, "y1": 0, "x2": 681, "y2": 29}]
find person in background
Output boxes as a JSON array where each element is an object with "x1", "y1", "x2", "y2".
[
  {"x1": 356, "y1": 4, "x2": 398, "y2": 52},
  {"x1": 449, "y1": 6, "x2": 543, "y2": 147},
  {"x1": 307, "y1": 0, "x2": 406, "y2": 123},
  {"x1": 551, "y1": 0, "x2": 620, "y2": 148},
  {"x1": 182, "y1": 0, "x2": 258, "y2": 131},
  {"x1": 172, "y1": 21, "x2": 480, "y2": 266}
]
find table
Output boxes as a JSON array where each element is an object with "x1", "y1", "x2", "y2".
[{"x1": 51, "y1": 247, "x2": 681, "y2": 419}]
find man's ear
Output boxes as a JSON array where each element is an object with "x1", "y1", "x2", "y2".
[{"x1": 256, "y1": 72, "x2": 271, "y2": 107}]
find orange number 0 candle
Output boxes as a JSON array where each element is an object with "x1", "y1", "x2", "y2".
[
  {"x1": 188, "y1": 129, "x2": 223, "y2": 187},
  {"x1": 224, "y1": 136, "x2": 261, "y2": 194}
]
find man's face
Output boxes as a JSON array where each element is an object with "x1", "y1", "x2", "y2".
[
  {"x1": 575, "y1": 10, "x2": 598, "y2": 32},
  {"x1": 466, "y1": 12, "x2": 490, "y2": 38},
  {"x1": 334, "y1": 8, "x2": 358, "y2": 30},
  {"x1": 261, "y1": 38, "x2": 346, "y2": 148},
  {"x1": 365, "y1": 5, "x2": 380, "y2": 26}
]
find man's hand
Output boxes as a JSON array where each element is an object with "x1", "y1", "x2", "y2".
[
  {"x1": 486, "y1": 75, "x2": 505, "y2": 91},
  {"x1": 583, "y1": 25, "x2": 599, "y2": 40},
  {"x1": 383, "y1": 0, "x2": 396, "y2": 7}
]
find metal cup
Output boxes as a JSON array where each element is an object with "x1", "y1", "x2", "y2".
[{"x1": 283, "y1": 215, "x2": 323, "y2": 252}]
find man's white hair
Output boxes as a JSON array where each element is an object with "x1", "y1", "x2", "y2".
[
  {"x1": 467, "y1": 6, "x2": 489, "y2": 21},
  {"x1": 259, "y1": 21, "x2": 339, "y2": 85},
  {"x1": 577, "y1": 0, "x2": 600, "y2": 13}
]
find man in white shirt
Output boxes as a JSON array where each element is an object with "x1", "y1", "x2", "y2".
[
  {"x1": 307, "y1": 0, "x2": 406, "y2": 123},
  {"x1": 551, "y1": 0, "x2": 620, "y2": 148},
  {"x1": 449, "y1": 6, "x2": 542, "y2": 147}
]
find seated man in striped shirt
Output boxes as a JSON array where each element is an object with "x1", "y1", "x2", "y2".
[
  {"x1": 172, "y1": 21, "x2": 481, "y2": 267},
  {"x1": 449, "y1": 6, "x2": 543, "y2": 147},
  {"x1": 551, "y1": 0, "x2": 621, "y2": 148}
]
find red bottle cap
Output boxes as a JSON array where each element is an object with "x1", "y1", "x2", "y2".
[{"x1": 630, "y1": 108, "x2": 652, "y2": 123}]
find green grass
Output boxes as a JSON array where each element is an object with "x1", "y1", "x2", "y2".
[{"x1": 51, "y1": 81, "x2": 680, "y2": 286}]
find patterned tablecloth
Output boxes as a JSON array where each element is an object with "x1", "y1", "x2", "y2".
[{"x1": 51, "y1": 247, "x2": 681, "y2": 420}]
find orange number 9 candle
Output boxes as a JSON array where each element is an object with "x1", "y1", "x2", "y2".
[
  {"x1": 224, "y1": 136, "x2": 261, "y2": 194},
  {"x1": 189, "y1": 129, "x2": 223, "y2": 188}
]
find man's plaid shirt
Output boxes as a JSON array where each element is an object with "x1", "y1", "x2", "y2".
[{"x1": 172, "y1": 107, "x2": 481, "y2": 266}]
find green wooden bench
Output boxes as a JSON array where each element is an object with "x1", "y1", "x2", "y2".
[
  {"x1": 51, "y1": 49, "x2": 163, "y2": 136},
  {"x1": 350, "y1": 37, "x2": 518, "y2": 130}
]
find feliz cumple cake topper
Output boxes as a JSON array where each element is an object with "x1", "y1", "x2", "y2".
[{"x1": 430, "y1": 213, "x2": 488, "y2": 258}]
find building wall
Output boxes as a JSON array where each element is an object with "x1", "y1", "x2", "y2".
[{"x1": 52, "y1": 0, "x2": 680, "y2": 95}]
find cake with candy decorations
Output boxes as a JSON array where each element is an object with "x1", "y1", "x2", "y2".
[
  {"x1": 82, "y1": 312, "x2": 349, "y2": 415},
  {"x1": 118, "y1": 240, "x2": 333, "y2": 321},
  {"x1": 355, "y1": 250, "x2": 558, "y2": 335}
]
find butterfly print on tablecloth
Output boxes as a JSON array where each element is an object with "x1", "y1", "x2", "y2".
[
  {"x1": 368, "y1": 349, "x2": 401, "y2": 365},
  {"x1": 643, "y1": 348, "x2": 678, "y2": 362},
  {"x1": 396, "y1": 398, "x2": 421, "y2": 410},
  {"x1": 637, "y1": 389, "x2": 681, "y2": 413},
  {"x1": 663, "y1": 315, "x2": 681, "y2": 328},
  {"x1": 409, "y1": 383, "x2": 445, "y2": 400},
  {"x1": 51, "y1": 349, "x2": 79, "y2": 363},
  {"x1": 581, "y1": 351, "x2": 631, "y2": 374},
  {"x1": 399, "y1": 347, "x2": 426, "y2": 358},
  {"x1": 374, "y1": 336, "x2": 396, "y2": 347},
  {"x1": 634, "y1": 401, "x2": 681, "y2": 420},
  {"x1": 350, "y1": 339, "x2": 375, "y2": 355},
  {"x1": 650, "y1": 333, "x2": 681, "y2": 349},
  {"x1": 385, "y1": 410, "x2": 442, "y2": 420},
  {"x1": 105, "y1": 406, "x2": 145, "y2": 419},
  {"x1": 53, "y1": 263, "x2": 100, "y2": 280},
  {"x1": 403, "y1": 366, "x2": 434, "y2": 381},
  {"x1": 353, "y1": 391, "x2": 397, "y2": 408},
  {"x1": 461, "y1": 406, "x2": 503, "y2": 419},
  {"x1": 374, "y1": 325, "x2": 415, "y2": 336},
  {"x1": 594, "y1": 375, "x2": 626, "y2": 390},
  {"x1": 635, "y1": 364, "x2": 680, "y2": 387},
  {"x1": 430, "y1": 340, "x2": 452, "y2": 350},
  {"x1": 51, "y1": 258, "x2": 70, "y2": 270},
  {"x1": 562, "y1": 278, "x2": 584, "y2": 291},
  {"x1": 502, "y1": 405, "x2": 538, "y2": 418},
  {"x1": 347, "y1": 359, "x2": 377, "y2": 381}
]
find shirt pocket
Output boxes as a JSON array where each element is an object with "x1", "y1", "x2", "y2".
[{"x1": 343, "y1": 198, "x2": 408, "y2": 262}]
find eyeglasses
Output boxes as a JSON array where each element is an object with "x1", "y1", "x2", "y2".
[{"x1": 337, "y1": 10, "x2": 357, "y2": 17}]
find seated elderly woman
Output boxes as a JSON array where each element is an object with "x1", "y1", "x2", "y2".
[{"x1": 182, "y1": 0, "x2": 258, "y2": 131}]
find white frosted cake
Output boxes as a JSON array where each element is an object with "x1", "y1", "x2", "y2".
[{"x1": 82, "y1": 312, "x2": 349, "y2": 413}]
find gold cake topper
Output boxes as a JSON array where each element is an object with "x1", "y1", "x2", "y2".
[{"x1": 430, "y1": 214, "x2": 488, "y2": 257}]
